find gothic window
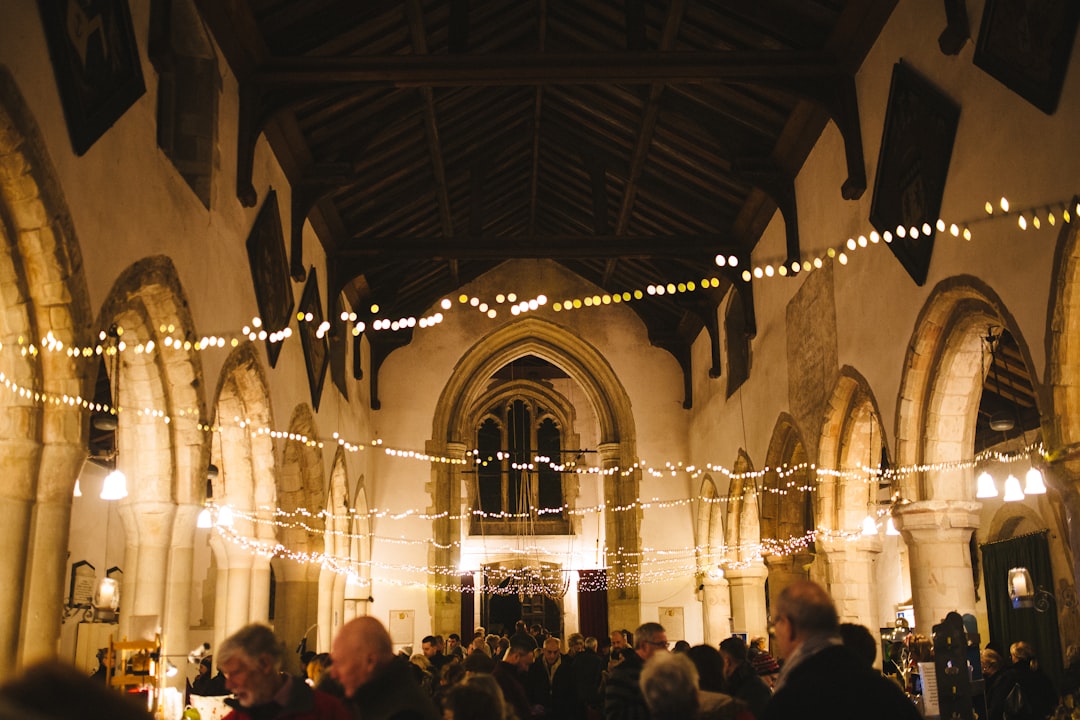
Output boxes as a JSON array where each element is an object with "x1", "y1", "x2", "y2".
[{"x1": 472, "y1": 398, "x2": 569, "y2": 535}]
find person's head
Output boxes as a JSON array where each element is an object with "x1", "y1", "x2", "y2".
[
  {"x1": 443, "y1": 673, "x2": 509, "y2": 720},
  {"x1": 469, "y1": 636, "x2": 491, "y2": 656},
  {"x1": 216, "y1": 624, "x2": 287, "y2": 707},
  {"x1": 769, "y1": 580, "x2": 838, "y2": 660},
  {"x1": 610, "y1": 630, "x2": 628, "y2": 651},
  {"x1": 330, "y1": 616, "x2": 395, "y2": 698},
  {"x1": 463, "y1": 651, "x2": 495, "y2": 676},
  {"x1": 839, "y1": 623, "x2": 877, "y2": 667},
  {"x1": 530, "y1": 624, "x2": 542, "y2": 637},
  {"x1": 502, "y1": 636, "x2": 535, "y2": 671},
  {"x1": 448, "y1": 633, "x2": 461, "y2": 651},
  {"x1": 981, "y1": 648, "x2": 1004, "y2": 677},
  {"x1": 306, "y1": 653, "x2": 331, "y2": 687},
  {"x1": 717, "y1": 637, "x2": 748, "y2": 679},
  {"x1": 0, "y1": 660, "x2": 151, "y2": 720},
  {"x1": 639, "y1": 652, "x2": 700, "y2": 720},
  {"x1": 542, "y1": 638, "x2": 562, "y2": 666},
  {"x1": 634, "y1": 622, "x2": 669, "y2": 660},
  {"x1": 422, "y1": 635, "x2": 439, "y2": 658},
  {"x1": 440, "y1": 661, "x2": 466, "y2": 687},
  {"x1": 567, "y1": 633, "x2": 585, "y2": 656},
  {"x1": 198, "y1": 655, "x2": 213, "y2": 677},
  {"x1": 514, "y1": 620, "x2": 527, "y2": 634},
  {"x1": 685, "y1": 644, "x2": 725, "y2": 692},
  {"x1": 1011, "y1": 641, "x2": 1038, "y2": 669},
  {"x1": 410, "y1": 653, "x2": 433, "y2": 673},
  {"x1": 585, "y1": 637, "x2": 598, "y2": 653}
]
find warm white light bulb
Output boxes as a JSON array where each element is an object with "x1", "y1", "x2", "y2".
[
  {"x1": 976, "y1": 471, "x2": 998, "y2": 499},
  {"x1": 1024, "y1": 467, "x2": 1047, "y2": 495},
  {"x1": 100, "y1": 469, "x2": 128, "y2": 500},
  {"x1": 1003, "y1": 475, "x2": 1025, "y2": 502}
]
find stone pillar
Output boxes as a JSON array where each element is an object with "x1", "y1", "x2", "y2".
[
  {"x1": 894, "y1": 500, "x2": 980, "y2": 635},
  {"x1": 125, "y1": 501, "x2": 177, "y2": 628},
  {"x1": 249, "y1": 554, "x2": 271, "y2": 625},
  {"x1": 318, "y1": 568, "x2": 335, "y2": 652},
  {"x1": 601, "y1": 442, "x2": 639, "y2": 632},
  {"x1": 724, "y1": 563, "x2": 768, "y2": 640},
  {"x1": 20, "y1": 439, "x2": 82, "y2": 666},
  {"x1": 0, "y1": 433, "x2": 43, "y2": 676},
  {"x1": 431, "y1": 441, "x2": 465, "y2": 636},
  {"x1": 162, "y1": 503, "x2": 200, "y2": 691},
  {"x1": 764, "y1": 550, "x2": 815, "y2": 614},
  {"x1": 700, "y1": 575, "x2": 732, "y2": 645},
  {"x1": 818, "y1": 536, "x2": 882, "y2": 627},
  {"x1": 275, "y1": 558, "x2": 311, "y2": 673}
]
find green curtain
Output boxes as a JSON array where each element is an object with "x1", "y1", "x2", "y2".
[{"x1": 981, "y1": 530, "x2": 1063, "y2": 688}]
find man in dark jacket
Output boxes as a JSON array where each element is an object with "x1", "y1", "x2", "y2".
[
  {"x1": 218, "y1": 623, "x2": 350, "y2": 720},
  {"x1": 718, "y1": 636, "x2": 772, "y2": 718},
  {"x1": 527, "y1": 637, "x2": 573, "y2": 717},
  {"x1": 493, "y1": 634, "x2": 536, "y2": 720},
  {"x1": 604, "y1": 622, "x2": 668, "y2": 720},
  {"x1": 761, "y1": 580, "x2": 920, "y2": 720},
  {"x1": 330, "y1": 617, "x2": 440, "y2": 720}
]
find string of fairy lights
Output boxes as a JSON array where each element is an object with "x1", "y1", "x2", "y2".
[{"x1": 29, "y1": 195, "x2": 1078, "y2": 591}]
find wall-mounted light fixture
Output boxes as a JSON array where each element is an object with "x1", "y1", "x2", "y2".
[{"x1": 1008, "y1": 567, "x2": 1035, "y2": 609}]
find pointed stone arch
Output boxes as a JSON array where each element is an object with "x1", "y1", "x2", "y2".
[
  {"x1": 761, "y1": 414, "x2": 814, "y2": 610},
  {"x1": 0, "y1": 67, "x2": 94, "y2": 671},
  {"x1": 697, "y1": 475, "x2": 730, "y2": 644},
  {"x1": 428, "y1": 317, "x2": 639, "y2": 633},
  {"x1": 210, "y1": 341, "x2": 276, "y2": 644},
  {"x1": 1047, "y1": 202, "x2": 1080, "y2": 468},
  {"x1": 723, "y1": 450, "x2": 768, "y2": 640},
  {"x1": 318, "y1": 446, "x2": 350, "y2": 652},
  {"x1": 276, "y1": 403, "x2": 324, "y2": 671},
  {"x1": 894, "y1": 276, "x2": 1033, "y2": 632}
]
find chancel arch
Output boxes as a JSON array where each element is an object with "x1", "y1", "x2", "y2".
[{"x1": 428, "y1": 317, "x2": 639, "y2": 635}]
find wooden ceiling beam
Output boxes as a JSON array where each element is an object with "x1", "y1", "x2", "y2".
[
  {"x1": 250, "y1": 50, "x2": 843, "y2": 87},
  {"x1": 336, "y1": 234, "x2": 739, "y2": 260}
]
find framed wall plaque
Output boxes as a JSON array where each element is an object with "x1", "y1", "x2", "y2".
[
  {"x1": 974, "y1": 0, "x2": 1080, "y2": 115},
  {"x1": 245, "y1": 190, "x2": 294, "y2": 368},
  {"x1": 38, "y1": 0, "x2": 146, "y2": 155},
  {"x1": 299, "y1": 268, "x2": 329, "y2": 411},
  {"x1": 869, "y1": 62, "x2": 960, "y2": 286}
]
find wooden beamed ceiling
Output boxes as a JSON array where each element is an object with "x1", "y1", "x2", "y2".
[{"x1": 195, "y1": 0, "x2": 901, "y2": 408}]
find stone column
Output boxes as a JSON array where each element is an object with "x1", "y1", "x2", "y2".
[
  {"x1": 764, "y1": 550, "x2": 815, "y2": 614},
  {"x1": 724, "y1": 563, "x2": 768, "y2": 640},
  {"x1": 0, "y1": 430, "x2": 41, "y2": 676},
  {"x1": 318, "y1": 567, "x2": 335, "y2": 652},
  {"x1": 818, "y1": 536, "x2": 882, "y2": 626},
  {"x1": 162, "y1": 503, "x2": 200, "y2": 691},
  {"x1": 125, "y1": 501, "x2": 177, "y2": 626},
  {"x1": 431, "y1": 441, "x2": 465, "y2": 636},
  {"x1": 19, "y1": 439, "x2": 82, "y2": 666},
  {"x1": 700, "y1": 575, "x2": 732, "y2": 645},
  {"x1": 248, "y1": 554, "x2": 271, "y2": 625},
  {"x1": 894, "y1": 500, "x2": 980, "y2": 635},
  {"x1": 601, "y1": 442, "x2": 639, "y2": 633}
]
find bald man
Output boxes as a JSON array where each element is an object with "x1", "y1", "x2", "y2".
[
  {"x1": 329, "y1": 617, "x2": 439, "y2": 720},
  {"x1": 761, "y1": 580, "x2": 920, "y2": 720}
]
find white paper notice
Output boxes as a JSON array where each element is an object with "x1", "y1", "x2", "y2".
[{"x1": 918, "y1": 661, "x2": 940, "y2": 718}]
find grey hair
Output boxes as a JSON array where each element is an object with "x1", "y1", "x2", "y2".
[
  {"x1": 639, "y1": 652, "x2": 700, "y2": 718},
  {"x1": 634, "y1": 622, "x2": 666, "y2": 650},
  {"x1": 217, "y1": 624, "x2": 286, "y2": 670}
]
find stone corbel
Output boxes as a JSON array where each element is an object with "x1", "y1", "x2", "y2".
[{"x1": 938, "y1": 0, "x2": 970, "y2": 55}]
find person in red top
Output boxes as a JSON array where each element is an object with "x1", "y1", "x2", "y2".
[{"x1": 218, "y1": 623, "x2": 350, "y2": 720}]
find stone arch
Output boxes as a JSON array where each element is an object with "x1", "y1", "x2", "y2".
[
  {"x1": 697, "y1": 475, "x2": 724, "y2": 573},
  {"x1": 209, "y1": 341, "x2": 276, "y2": 645},
  {"x1": 1047, "y1": 204, "x2": 1080, "y2": 467},
  {"x1": 722, "y1": 451, "x2": 768, "y2": 640},
  {"x1": 428, "y1": 317, "x2": 639, "y2": 632},
  {"x1": 760, "y1": 414, "x2": 814, "y2": 610},
  {"x1": 344, "y1": 476, "x2": 372, "y2": 622},
  {"x1": 0, "y1": 67, "x2": 94, "y2": 671},
  {"x1": 818, "y1": 367, "x2": 886, "y2": 533},
  {"x1": 895, "y1": 276, "x2": 1038, "y2": 502},
  {"x1": 276, "y1": 403, "x2": 324, "y2": 671},
  {"x1": 987, "y1": 505, "x2": 1046, "y2": 542},
  {"x1": 95, "y1": 255, "x2": 208, "y2": 658},
  {"x1": 318, "y1": 447, "x2": 350, "y2": 651},
  {"x1": 894, "y1": 276, "x2": 1036, "y2": 632}
]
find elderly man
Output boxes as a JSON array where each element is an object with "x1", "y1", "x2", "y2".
[
  {"x1": 330, "y1": 617, "x2": 439, "y2": 720},
  {"x1": 761, "y1": 580, "x2": 920, "y2": 720},
  {"x1": 604, "y1": 622, "x2": 668, "y2": 720},
  {"x1": 217, "y1": 623, "x2": 349, "y2": 720}
]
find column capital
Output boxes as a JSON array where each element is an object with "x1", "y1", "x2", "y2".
[
  {"x1": 894, "y1": 499, "x2": 980, "y2": 543},
  {"x1": 722, "y1": 562, "x2": 769, "y2": 582},
  {"x1": 597, "y1": 442, "x2": 621, "y2": 465}
]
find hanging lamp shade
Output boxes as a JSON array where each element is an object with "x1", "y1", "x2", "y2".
[
  {"x1": 886, "y1": 517, "x2": 900, "y2": 536},
  {"x1": 1024, "y1": 467, "x2": 1047, "y2": 495},
  {"x1": 976, "y1": 471, "x2": 999, "y2": 498},
  {"x1": 100, "y1": 468, "x2": 128, "y2": 500},
  {"x1": 1002, "y1": 474, "x2": 1025, "y2": 502},
  {"x1": 196, "y1": 507, "x2": 213, "y2": 529},
  {"x1": 216, "y1": 505, "x2": 234, "y2": 527},
  {"x1": 861, "y1": 514, "x2": 878, "y2": 536}
]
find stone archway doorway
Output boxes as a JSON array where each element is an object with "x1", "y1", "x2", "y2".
[{"x1": 482, "y1": 562, "x2": 564, "y2": 639}]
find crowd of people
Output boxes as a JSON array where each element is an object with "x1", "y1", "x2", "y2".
[{"x1": 2, "y1": 579, "x2": 1077, "y2": 720}]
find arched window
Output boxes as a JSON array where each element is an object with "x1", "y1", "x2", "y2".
[
  {"x1": 472, "y1": 397, "x2": 569, "y2": 535},
  {"x1": 725, "y1": 289, "x2": 751, "y2": 396}
]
